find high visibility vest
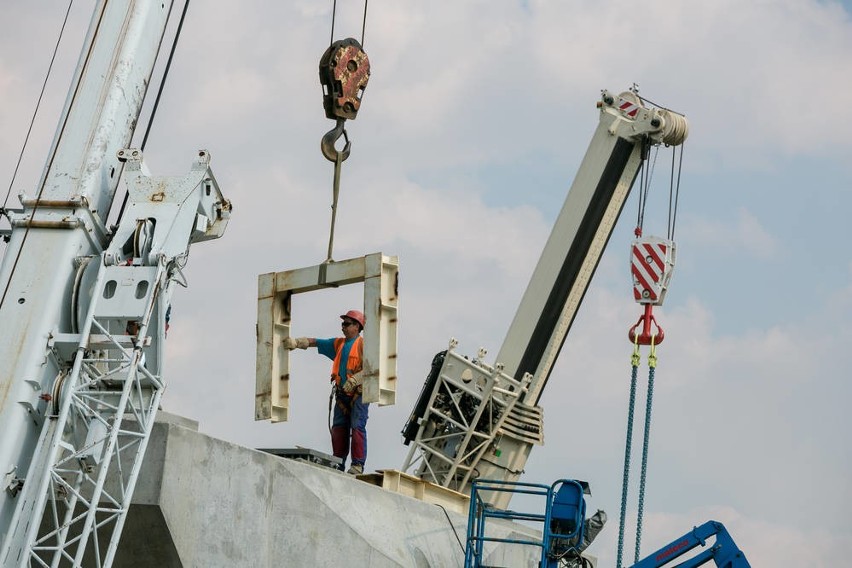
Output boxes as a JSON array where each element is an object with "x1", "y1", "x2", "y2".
[{"x1": 330, "y1": 336, "x2": 363, "y2": 387}]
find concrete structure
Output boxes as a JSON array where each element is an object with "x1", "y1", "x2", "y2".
[{"x1": 109, "y1": 413, "x2": 543, "y2": 567}]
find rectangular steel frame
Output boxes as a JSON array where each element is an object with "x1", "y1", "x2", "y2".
[{"x1": 256, "y1": 253, "x2": 399, "y2": 423}]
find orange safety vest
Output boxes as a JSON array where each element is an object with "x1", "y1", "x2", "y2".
[{"x1": 330, "y1": 336, "x2": 363, "y2": 387}]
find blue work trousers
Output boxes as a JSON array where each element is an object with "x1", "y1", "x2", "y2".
[{"x1": 331, "y1": 393, "x2": 369, "y2": 469}]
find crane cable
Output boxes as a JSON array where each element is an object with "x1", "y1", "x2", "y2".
[
  {"x1": 1, "y1": 0, "x2": 75, "y2": 214},
  {"x1": 330, "y1": 0, "x2": 369, "y2": 47},
  {"x1": 668, "y1": 141, "x2": 685, "y2": 240},
  {"x1": 634, "y1": 139, "x2": 657, "y2": 236},
  {"x1": 1, "y1": 0, "x2": 190, "y2": 316},
  {"x1": 320, "y1": 0, "x2": 370, "y2": 264},
  {"x1": 635, "y1": 103, "x2": 687, "y2": 241},
  {"x1": 0, "y1": 0, "x2": 79, "y2": 317},
  {"x1": 116, "y1": 0, "x2": 192, "y2": 225}
]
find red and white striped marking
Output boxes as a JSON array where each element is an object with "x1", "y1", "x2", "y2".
[
  {"x1": 632, "y1": 240, "x2": 668, "y2": 303},
  {"x1": 618, "y1": 97, "x2": 640, "y2": 118}
]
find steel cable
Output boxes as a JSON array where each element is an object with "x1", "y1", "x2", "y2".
[
  {"x1": 2, "y1": 0, "x2": 75, "y2": 211},
  {"x1": 669, "y1": 142, "x2": 685, "y2": 240},
  {"x1": 330, "y1": 0, "x2": 369, "y2": 46},
  {"x1": 361, "y1": 0, "x2": 369, "y2": 46},
  {"x1": 0, "y1": 0, "x2": 97, "y2": 315},
  {"x1": 116, "y1": 0, "x2": 191, "y2": 225}
]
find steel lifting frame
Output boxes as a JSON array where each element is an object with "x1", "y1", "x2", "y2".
[
  {"x1": 7, "y1": 260, "x2": 167, "y2": 568},
  {"x1": 401, "y1": 341, "x2": 532, "y2": 493},
  {"x1": 256, "y1": 252, "x2": 399, "y2": 423}
]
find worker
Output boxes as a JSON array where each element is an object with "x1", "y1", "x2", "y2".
[{"x1": 283, "y1": 309, "x2": 369, "y2": 475}]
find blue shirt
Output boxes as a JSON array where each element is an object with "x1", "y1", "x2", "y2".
[{"x1": 316, "y1": 337, "x2": 358, "y2": 387}]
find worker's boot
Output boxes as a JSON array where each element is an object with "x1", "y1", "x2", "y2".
[{"x1": 347, "y1": 464, "x2": 363, "y2": 475}]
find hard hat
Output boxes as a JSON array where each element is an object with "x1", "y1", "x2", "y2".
[{"x1": 340, "y1": 309, "x2": 365, "y2": 329}]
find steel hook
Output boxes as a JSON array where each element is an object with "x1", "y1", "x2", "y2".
[
  {"x1": 321, "y1": 118, "x2": 351, "y2": 162},
  {"x1": 628, "y1": 304, "x2": 665, "y2": 346}
]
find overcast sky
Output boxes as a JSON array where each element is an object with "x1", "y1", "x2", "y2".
[{"x1": 2, "y1": 1, "x2": 852, "y2": 565}]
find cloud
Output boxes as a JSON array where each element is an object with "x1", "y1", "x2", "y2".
[
  {"x1": 528, "y1": 0, "x2": 852, "y2": 168},
  {"x1": 685, "y1": 207, "x2": 777, "y2": 259}
]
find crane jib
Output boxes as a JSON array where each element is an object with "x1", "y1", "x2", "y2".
[{"x1": 516, "y1": 137, "x2": 637, "y2": 401}]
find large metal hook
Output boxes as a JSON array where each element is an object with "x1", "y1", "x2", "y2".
[
  {"x1": 628, "y1": 304, "x2": 665, "y2": 346},
  {"x1": 321, "y1": 118, "x2": 351, "y2": 163}
]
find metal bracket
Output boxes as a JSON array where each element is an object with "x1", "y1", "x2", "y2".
[
  {"x1": 3, "y1": 467, "x2": 23, "y2": 498},
  {"x1": 256, "y1": 252, "x2": 399, "y2": 423}
]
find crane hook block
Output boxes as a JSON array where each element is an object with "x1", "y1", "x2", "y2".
[
  {"x1": 319, "y1": 38, "x2": 371, "y2": 121},
  {"x1": 629, "y1": 306, "x2": 665, "y2": 346},
  {"x1": 631, "y1": 236, "x2": 675, "y2": 306}
]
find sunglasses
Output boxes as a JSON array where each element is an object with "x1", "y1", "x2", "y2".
[{"x1": 342, "y1": 320, "x2": 358, "y2": 327}]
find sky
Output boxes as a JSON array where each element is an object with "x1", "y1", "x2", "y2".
[{"x1": 2, "y1": 0, "x2": 851, "y2": 566}]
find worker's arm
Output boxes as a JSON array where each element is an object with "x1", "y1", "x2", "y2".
[{"x1": 282, "y1": 337, "x2": 316, "y2": 349}]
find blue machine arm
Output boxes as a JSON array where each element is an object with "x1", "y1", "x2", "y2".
[{"x1": 630, "y1": 521, "x2": 751, "y2": 568}]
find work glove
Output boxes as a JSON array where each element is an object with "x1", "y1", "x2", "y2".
[
  {"x1": 282, "y1": 337, "x2": 310, "y2": 350},
  {"x1": 342, "y1": 371, "x2": 363, "y2": 395}
]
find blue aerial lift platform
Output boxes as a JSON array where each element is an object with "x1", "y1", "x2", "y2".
[
  {"x1": 628, "y1": 520, "x2": 751, "y2": 568},
  {"x1": 464, "y1": 478, "x2": 598, "y2": 568},
  {"x1": 464, "y1": 479, "x2": 750, "y2": 568}
]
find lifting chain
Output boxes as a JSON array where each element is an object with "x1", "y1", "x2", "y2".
[
  {"x1": 616, "y1": 337, "x2": 658, "y2": 568},
  {"x1": 616, "y1": 343, "x2": 641, "y2": 568},
  {"x1": 318, "y1": 34, "x2": 370, "y2": 263},
  {"x1": 634, "y1": 340, "x2": 657, "y2": 563}
]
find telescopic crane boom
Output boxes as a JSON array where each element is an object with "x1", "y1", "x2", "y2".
[{"x1": 402, "y1": 89, "x2": 688, "y2": 508}]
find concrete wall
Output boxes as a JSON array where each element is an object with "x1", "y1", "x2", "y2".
[{"x1": 120, "y1": 414, "x2": 544, "y2": 567}]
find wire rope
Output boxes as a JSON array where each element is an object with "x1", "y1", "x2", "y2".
[
  {"x1": 329, "y1": 0, "x2": 369, "y2": 46},
  {"x1": 116, "y1": 0, "x2": 191, "y2": 224},
  {"x1": 2, "y1": 0, "x2": 75, "y2": 211},
  {"x1": 361, "y1": 0, "x2": 369, "y2": 46},
  {"x1": 635, "y1": 155, "x2": 645, "y2": 230},
  {"x1": 669, "y1": 142, "x2": 684, "y2": 240},
  {"x1": 635, "y1": 140, "x2": 658, "y2": 234},
  {"x1": 330, "y1": 0, "x2": 337, "y2": 46},
  {"x1": 0, "y1": 0, "x2": 104, "y2": 315}
]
